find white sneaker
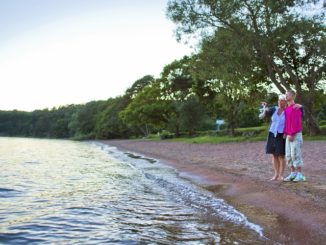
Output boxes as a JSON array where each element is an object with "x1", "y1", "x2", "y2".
[
  {"x1": 283, "y1": 172, "x2": 297, "y2": 182},
  {"x1": 293, "y1": 173, "x2": 306, "y2": 182}
]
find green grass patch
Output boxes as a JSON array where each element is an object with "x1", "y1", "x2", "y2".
[
  {"x1": 144, "y1": 134, "x2": 161, "y2": 140},
  {"x1": 141, "y1": 125, "x2": 325, "y2": 144},
  {"x1": 161, "y1": 133, "x2": 325, "y2": 144},
  {"x1": 163, "y1": 134, "x2": 266, "y2": 144},
  {"x1": 235, "y1": 125, "x2": 268, "y2": 132}
]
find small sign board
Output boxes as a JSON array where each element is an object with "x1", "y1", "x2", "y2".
[{"x1": 216, "y1": 119, "x2": 225, "y2": 131}]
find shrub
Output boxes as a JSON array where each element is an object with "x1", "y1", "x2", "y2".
[{"x1": 159, "y1": 130, "x2": 174, "y2": 140}]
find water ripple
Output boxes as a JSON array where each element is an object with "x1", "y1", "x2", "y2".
[
  {"x1": 0, "y1": 188, "x2": 21, "y2": 198},
  {"x1": 0, "y1": 138, "x2": 268, "y2": 244}
]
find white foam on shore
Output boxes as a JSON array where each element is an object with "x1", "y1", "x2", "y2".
[{"x1": 93, "y1": 141, "x2": 265, "y2": 237}]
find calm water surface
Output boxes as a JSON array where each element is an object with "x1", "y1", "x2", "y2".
[{"x1": 0, "y1": 137, "x2": 268, "y2": 244}]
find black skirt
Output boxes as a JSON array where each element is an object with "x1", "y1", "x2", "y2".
[{"x1": 266, "y1": 132, "x2": 285, "y2": 155}]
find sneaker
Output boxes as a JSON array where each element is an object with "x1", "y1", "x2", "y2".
[
  {"x1": 283, "y1": 172, "x2": 297, "y2": 182},
  {"x1": 293, "y1": 173, "x2": 306, "y2": 182}
]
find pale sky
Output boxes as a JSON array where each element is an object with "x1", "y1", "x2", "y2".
[{"x1": 0, "y1": 0, "x2": 192, "y2": 111}]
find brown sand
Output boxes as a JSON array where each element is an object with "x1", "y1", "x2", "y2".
[{"x1": 101, "y1": 139, "x2": 326, "y2": 244}]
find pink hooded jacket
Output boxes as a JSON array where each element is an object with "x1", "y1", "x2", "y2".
[{"x1": 284, "y1": 104, "x2": 303, "y2": 136}]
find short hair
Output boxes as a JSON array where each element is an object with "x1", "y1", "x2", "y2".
[
  {"x1": 287, "y1": 89, "x2": 296, "y2": 98},
  {"x1": 278, "y1": 94, "x2": 286, "y2": 101}
]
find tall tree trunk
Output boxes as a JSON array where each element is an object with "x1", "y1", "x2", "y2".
[
  {"x1": 228, "y1": 121, "x2": 236, "y2": 136},
  {"x1": 227, "y1": 105, "x2": 237, "y2": 137},
  {"x1": 174, "y1": 125, "x2": 180, "y2": 137},
  {"x1": 297, "y1": 97, "x2": 321, "y2": 136},
  {"x1": 305, "y1": 109, "x2": 320, "y2": 136}
]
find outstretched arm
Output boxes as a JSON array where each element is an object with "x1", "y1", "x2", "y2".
[
  {"x1": 258, "y1": 102, "x2": 268, "y2": 119},
  {"x1": 293, "y1": 103, "x2": 303, "y2": 109}
]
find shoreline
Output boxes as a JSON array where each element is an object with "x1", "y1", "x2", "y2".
[{"x1": 100, "y1": 139, "x2": 326, "y2": 244}]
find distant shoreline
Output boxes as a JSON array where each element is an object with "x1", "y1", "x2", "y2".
[{"x1": 100, "y1": 139, "x2": 326, "y2": 245}]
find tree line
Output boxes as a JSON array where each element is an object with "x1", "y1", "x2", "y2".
[{"x1": 1, "y1": 0, "x2": 325, "y2": 139}]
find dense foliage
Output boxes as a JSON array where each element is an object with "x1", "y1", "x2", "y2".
[{"x1": 167, "y1": 0, "x2": 325, "y2": 135}]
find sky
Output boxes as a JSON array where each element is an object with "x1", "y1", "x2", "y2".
[{"x1": 0, "y1": 0, "x2": 192, "y2": 111}]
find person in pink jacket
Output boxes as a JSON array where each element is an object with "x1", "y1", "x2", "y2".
[{"x1": 283, "y1": 90, "x2": 305, "y2": 182}]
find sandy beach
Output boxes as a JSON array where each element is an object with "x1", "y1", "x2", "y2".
[{"x1": 101, "y1": 139, "x2": 326, "y2": 244}]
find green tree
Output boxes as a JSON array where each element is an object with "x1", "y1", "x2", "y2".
[
  {"x1": 177, "y1": 95, "x2": 208, "y2": 134},
  {"x1": 124, "y1": 75, "x2": 155, "y2": 99},
  {"x1": 31, "y1": 109, "x2": 53, "y2": 137},
  {"x1": 95, "y1": 96, "x2": 132, "y2": 139},
  {"x1": 0, "y1": 110, "x2": 32, "y2": 136},
  {"x1": 68, "y1": 101, "x2": 106, "y2": 139},
  {"x1": 167, "y1": 0, "x2": 326, "y2": 135},
  {"x1": 120, "y1": 82, "x2": 174, "y2": 136},
  {"x1": 50, "y1": 105, "x2": 79, "y2": 138},
  {"x1": 160, "y1": 56, "x2": 194, "y2": 101},
  {"x1": 190, "y1": 28, "x2": 267, "y2": 134},
  {"x1": 158, "y1": 56, "x2": 199, "y2": 135}
]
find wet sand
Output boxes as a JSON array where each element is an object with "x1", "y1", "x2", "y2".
[{"x1": 100, "y1": 139, "x2": 326, "y2": 244}]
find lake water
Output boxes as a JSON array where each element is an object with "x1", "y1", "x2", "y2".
[{"x1": 0, "y1": 137, "x2": 268, "y2": 244}]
